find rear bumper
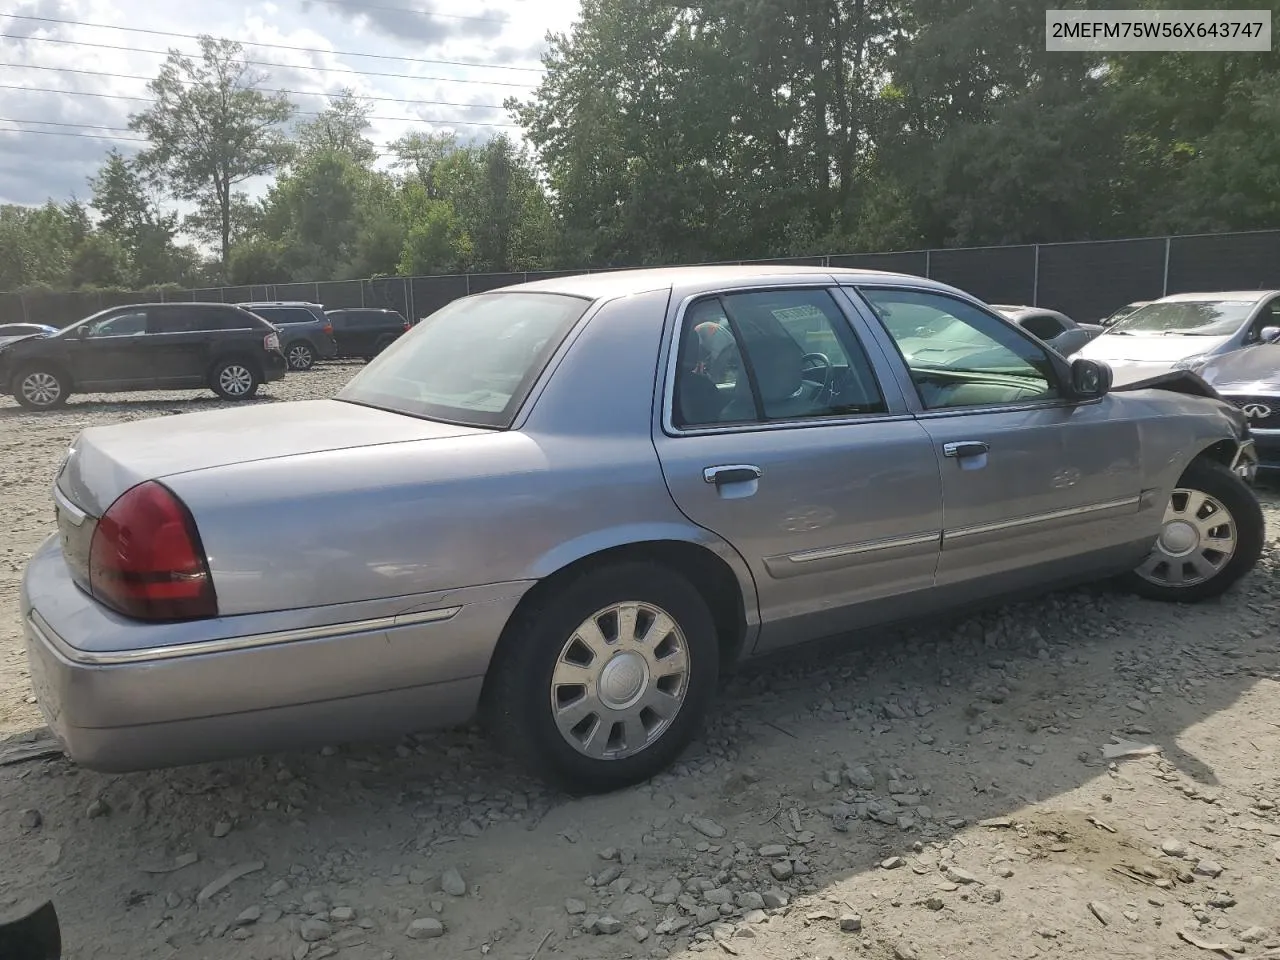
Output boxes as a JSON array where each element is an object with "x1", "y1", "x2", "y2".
[
  {"x1": 262, "y1": 351, "x2": 287, "y2": 383},
  {"x1": 21, "y1": 535, "x2": 529, "y2": 772},
  {"x1": 316, "y1": 335, "x2": 338, "y2": 359}
]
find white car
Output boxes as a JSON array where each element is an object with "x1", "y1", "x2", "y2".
[{"x1": 1076, "y1": 291, "x2": 1280, "y2": 385}]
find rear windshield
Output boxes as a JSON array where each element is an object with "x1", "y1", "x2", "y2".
[
  {"x1": 1110, "y1": 300, "x2": 1254, "y2": 336},
  {"x1": 336, "y1": 291, "x2": 591, "y2": 428}
]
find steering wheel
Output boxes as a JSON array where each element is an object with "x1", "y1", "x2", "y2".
[{"x1": 800, "y1": 352, "x2": 834, "y2": 395}]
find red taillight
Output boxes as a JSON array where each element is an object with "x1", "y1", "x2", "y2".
[
  {"x1": 403, "y1": 321, "x2": 411, "y2": 331},
  {"x1": 322, "y1": 322, "x2": 333, "y2": 335},
  {"x1": 88, "y1": 481, "x2": 217, "y2": 621},
  {"x1": 264, "y1": 332, "x2": 280, "y2": 352}
]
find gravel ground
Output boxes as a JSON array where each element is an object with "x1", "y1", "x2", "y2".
[{"x1": 2, "y1": 365, "x2": 1279, "y2": 960}]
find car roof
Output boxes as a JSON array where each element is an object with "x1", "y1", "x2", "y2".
[
  {"x1": 239, "y1": 301, "x2": 323, "y2": 308},
  {"x1": 1156, "y1": 291, "x2": 1278, "y2": 303},
  {"x1": 94, "y1": 302, "x2": 242, "y2": 310},
  {"x1": 511, "y1": 264, "x2": 953, "y2": 300}
]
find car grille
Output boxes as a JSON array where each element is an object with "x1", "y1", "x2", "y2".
[{"x1": 1224, "y1": 395, "x2": 1280, "y2": 429}]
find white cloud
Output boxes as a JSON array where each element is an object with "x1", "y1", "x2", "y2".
[{"x1": 0, "y1": 0, "x2": 579, "y2": 206}]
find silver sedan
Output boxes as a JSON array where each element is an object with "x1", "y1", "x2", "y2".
[{"x1": 21, "y1": 266, "x2": 1265, "y2": 792}]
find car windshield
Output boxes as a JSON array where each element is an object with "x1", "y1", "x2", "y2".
[
  {"x1": 1109, "y1": 300, "x2": 1254, "y2": 336},
  {"x1": 337, "y1": 291, "x2": 591, "y2": 427}
]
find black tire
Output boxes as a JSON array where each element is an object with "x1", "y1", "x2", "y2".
[
  {"x1": 12, "y1": 365, "x2": 70, "y2": 410},
  {"x1": 1121, "y1": 458, "x2": 1264, "y2": 603},
  {"x1": 483, "y1": 562, "x2": 720, "y2": 793},
  {"x1": 285, "y1": 341, "x2": 315, "y2": 371},
  {"x1": 210, "y1": 359, "x2": 260, "y2": 401}
]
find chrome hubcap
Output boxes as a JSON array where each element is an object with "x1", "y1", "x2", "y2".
[
  {"x1": 1136, "y1": 487, "x2": 1237, "y2": 587},
  {"x1": 550, "y1": 601, "x2": 690, "y2": 761},
  {"x1": 218, "y1": 365, "x2": 252, "y2": 396},
  {"x1": 288, "y1": 346, "x2": 311, "y2": 368},
  {"x1": 20, "y1": 372, "x2": 60, "y2": 406}
]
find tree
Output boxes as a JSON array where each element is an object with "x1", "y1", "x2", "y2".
[
  {"x1": 389, "y1": 131, "x2": 458, "y2": 198},
  {"x1": 88, "y1": 150, "x2": 200, "y2": 285},
  {"x1": 129, "y1": 36, "x2": 295, "y2": 273},
  {"x1": 295, "y1": 88, "x2": 377, "y2": 164}
]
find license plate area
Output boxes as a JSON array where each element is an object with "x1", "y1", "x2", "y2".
[{"x1": 53, "y1": 489, "x2": 96, "y2": 591}]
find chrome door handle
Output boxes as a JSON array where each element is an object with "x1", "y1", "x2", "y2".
[
  {"x1": 703, "y1": 464, "x2": 763, "y2": 485},
  {"x1": 942, "y1": 441, "x2": 989, "y2": 458}
]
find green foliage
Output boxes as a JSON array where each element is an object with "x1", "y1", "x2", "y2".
[{"x1": 129, "y1": 36, "x2": 296, "y2": 272}]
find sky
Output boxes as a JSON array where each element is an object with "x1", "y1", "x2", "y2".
[{"x1": 0, "y1": 0, "x2": 581, "y2": 207}]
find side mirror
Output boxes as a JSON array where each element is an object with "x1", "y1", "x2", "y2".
[
  {"x1": 1070, "y1": 357, "x2": 1111, "y2": 399},
  {"x1": 1259, "y1": 325, "x2": 1280, "y2": 344}
]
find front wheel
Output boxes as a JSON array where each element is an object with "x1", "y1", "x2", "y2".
[
  {"x1": 483, "y1": 563, "x2": 720, "y2": 793},
  {"x1": 1122, "y1": 458, "x2": 1264, "y2": 603},
  {"x1": 13, "y1": 366, "x2": 70, "y2": 410},
  {"x1": 285, "y1": 342, "x2": 315, "y2": 371},
  {"x1": 210, "y1": 360, "x2": 260, "y2": 401}
]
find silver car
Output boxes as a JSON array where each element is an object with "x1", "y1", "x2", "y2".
[
  {"x1": 21, "y1": 267, "x2": 1265, "y2": 792},
  {"x1": 1077, "y1": 290, "x2": 1280, "y2": 384}
]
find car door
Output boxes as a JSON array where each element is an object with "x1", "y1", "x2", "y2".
[
  {"x1": 145, "y1": 305, "x2": 223, "y2": 385},
  {"x1": 652, "y1": 284, "x2": 944, "y2": 651},
  {"x1": 843, "y1": 285, "x2": 1150, "y2": 596},
  {"x1": 62, "y1": 309, "x2": 153, "y2": 387}
]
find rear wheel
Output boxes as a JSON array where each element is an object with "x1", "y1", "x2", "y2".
[
  {"x1": 286, "y1": 342, "x2": 315, "y2": 371},
  {"x1": 13, "y1": 366, "x2": 70, "y2": 410},
  {"x1": 1122, "y1": 458, "x2": 1264, "y2": 603},
  {"x1": 210, "y1": 360, "x2": 259, "y2": 401},
  {"x1": 483, "y1": 562, "x2": 719, "y2": 793}
]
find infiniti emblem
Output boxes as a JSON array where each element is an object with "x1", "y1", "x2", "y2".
[{"x1": 1240, "y1": 402, "x2": 1273, "y2": 419}]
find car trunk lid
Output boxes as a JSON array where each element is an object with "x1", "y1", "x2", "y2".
[{"x1": 54, "y1": 398, "x2": 487, "y2": 520}]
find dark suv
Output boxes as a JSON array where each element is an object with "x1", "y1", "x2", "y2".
[
  {"x1": 325, "y1": 308, "x2": 411, "y2": 360},
  {"x1": 238, "y1": 302, "x2": 338, "y2": 371},
  {"x1": 0, "y1": 303, "x2": 286, "y2": 410}
]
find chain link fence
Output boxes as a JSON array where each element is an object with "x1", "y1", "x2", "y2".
[{"x1": 5, "y1": 229, "x2": 1279, "y2": 329}]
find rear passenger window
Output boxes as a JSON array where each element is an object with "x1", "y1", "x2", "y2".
[
  {"x1": 254, "y1": 308, "x2": 315, "y2": 325},
  {"x1": 673, "y1": 288, "x2": 886, "y2": 429}
]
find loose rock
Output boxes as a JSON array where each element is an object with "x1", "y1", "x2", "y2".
[
  {"x1": 300, "y1": 919, "x2": 333, "y2": 942},
  {"x1": 86, "y1": 799, "x2": 109, "y2": 819},
  {"x1": 840, "y1": 913, "x2": 863, "y2": 931},
  {"x1": 19, "y1": 809, "x2": 41, "y2": 830},
  {"x1": 881, "y1": 856, "x2": 905, "y2": 870},
  {"x1": 236, "y1": 906, "x2": 262, "y2": 926},
  {"x1": 565, "y1": 898, "x2": 587, "y2": 915},
  {"x1": 1088, "y1": 901, "x2": 1113, "y2": 926},
  {"x1": 440, "y1": 868, "x2": 466, "y2": 897},
  {"x1": 689, "y1": 817, "x2": 726, "y2": 839},
  {"x1": 592, "y1": 915, "x2": 623, "y2": 935},
  {"x1": 406, "y1": 918, "x2": 444, "y2": 940},
  {"x1": 1192, "y1": 860, "x2": 1223, "y2": 879},
  {"x1": 1160, "y1": 838, "x2": 1188, "y2": 858}
]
